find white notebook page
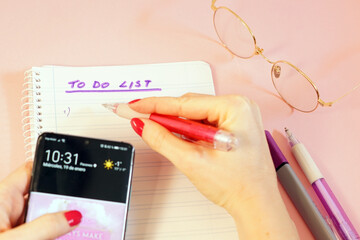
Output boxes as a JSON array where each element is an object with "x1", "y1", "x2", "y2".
[{"x1": 30, "y1": 61, "x2": 237, "y2": 239}]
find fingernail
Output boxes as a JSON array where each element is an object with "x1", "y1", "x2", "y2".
[
  {"x1": 64, "y1": 210, "x2": 82, "y2": 227},
  {"x1": 128, "y1": 99, "x2": 141, "y2": 104},
  {"x1": 130, "y1": 118, "x2": 144, "y2": 137}
]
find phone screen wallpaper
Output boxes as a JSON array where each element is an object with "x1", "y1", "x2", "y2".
[
  {"x1": 25, "y1": 133, "x2": 134, "y2": 240},
  {"x1": 26, "y1": 192, "x2": 126, "y2": 240}
]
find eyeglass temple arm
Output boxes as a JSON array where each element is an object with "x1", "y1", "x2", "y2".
[{"x1": 319, "y1": 81, "x2": 360, "y2": 107}]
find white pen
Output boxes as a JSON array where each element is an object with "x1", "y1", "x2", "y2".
[{"x1": 285, "y1": 127, "x2": 359, "y2": 240}]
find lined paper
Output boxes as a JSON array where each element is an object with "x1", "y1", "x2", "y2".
[{"x1": 29, "y1": 62, "x2": 238, "y2": 239}]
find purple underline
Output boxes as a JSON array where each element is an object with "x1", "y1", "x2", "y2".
[{"x1": 65, "y1": 88, "x2": 162, "y2": 93}]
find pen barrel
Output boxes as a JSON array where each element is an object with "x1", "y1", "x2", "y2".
[
  {"x1": 313, "y1": 178, "x2": 360, "y2": 240},
  {"x1": 277, "y1": 164, "x2": 336, "y2": 240},
  {"x1": 291, "y1": 143, "x2": 323, "y2": 184},
  {"x1": 149, "y1": 114, "x2": 218, "y2": 143}
]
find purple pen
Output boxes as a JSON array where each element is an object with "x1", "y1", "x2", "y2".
[
  {"x1": 265, "y1": 131, "x2": 336, "y2": 240},
  {"x1": 285, "y1": 128, "x2": 360, "y2": 240}
]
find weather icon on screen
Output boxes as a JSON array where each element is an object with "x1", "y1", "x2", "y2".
[{"x1": 104, "y1": 159, "x2": 114, "y2": 170}]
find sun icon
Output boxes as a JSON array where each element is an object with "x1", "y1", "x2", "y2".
[{"x1": 104, "y1": 159, "x2": 114, "y2": 170}]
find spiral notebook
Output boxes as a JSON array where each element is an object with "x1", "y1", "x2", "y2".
[{"x1": 21, "y1": 61, "x2": 238, "y2": 239}]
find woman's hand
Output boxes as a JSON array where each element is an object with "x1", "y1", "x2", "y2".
[
  {"x1": 128, "y1": 94, "x2": 276, "y2": 212},
  {"x1": 0, "y1": 161, "x2": 82, "y2": 240},
  {"x1": 126, "y1": 93, "x2": 299, "y2": 239}
]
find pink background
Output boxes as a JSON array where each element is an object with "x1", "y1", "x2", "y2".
[{"x1": 1, "y1": 0, "x2": 359, "y2": 238}]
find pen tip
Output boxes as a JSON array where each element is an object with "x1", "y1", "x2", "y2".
[
  {"x1": 284, "y1": 127, "x2": 292, "y2": 138},
  {"x1": 284, "y1": 127, "x2": 299, "y2": 145},
  {"x1": 102, "y1": 103, "x2": 119, "y2": 113}
]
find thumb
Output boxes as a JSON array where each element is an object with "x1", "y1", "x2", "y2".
[{"x1": 0, "y1": 210, "x2": 82, "y2": 240}]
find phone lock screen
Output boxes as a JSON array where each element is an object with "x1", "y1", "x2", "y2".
[{"x1": 26, "y1": 132, "x2": 134, "y2": 240}]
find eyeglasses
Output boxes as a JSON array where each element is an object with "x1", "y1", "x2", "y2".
[{"x1": 211, "y1": 0, "x2": 360, "y2": 112}]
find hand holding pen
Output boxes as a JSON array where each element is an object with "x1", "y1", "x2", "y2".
[
  {"x1": 104, "y1": 101, "x2": 240, "y2": 152},
  {"x1": 104, "y1": 93, "x2": 299, "y2": 240}
]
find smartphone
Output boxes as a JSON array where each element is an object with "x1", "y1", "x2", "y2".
[{"x1": 25, "y1": 132, "x2": 134, "y2": 240}]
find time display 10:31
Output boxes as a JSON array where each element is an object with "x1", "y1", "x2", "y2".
[{"x1": 45, "y1": 150, "x2": 79, "y2": 165}]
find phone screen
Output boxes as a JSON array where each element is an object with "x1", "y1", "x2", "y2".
[{"x1": 26, "y1": 132, "x2": 134, "y2": 240}]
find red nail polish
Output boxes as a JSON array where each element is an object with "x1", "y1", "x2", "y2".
[
  {"x1": 64, "y1": 210, "x2": 82, "y2": 227},
  {"x1": 128, "y1": 99, "x2": 141, "y2": 104},
  {"x1": 130, "y1": 118, "x2": 144, "y2": 137}
]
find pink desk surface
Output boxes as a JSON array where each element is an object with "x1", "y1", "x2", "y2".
[{"x1": 1, "y1": 0, "x2": 359, "y2": 239}]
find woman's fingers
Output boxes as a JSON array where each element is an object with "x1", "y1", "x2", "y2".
[
  {"x1": 0, "y1": 210, "x2": 82, "y2": 240},
  {"x1": 0, "y1": 161, "x2": 32, "y2": 197},
  {"x1": 0, "y1": 161, "x2": 33, "y2": 230},
  {"x1": 129, "y1": 94, "x2": 259, "y2": 132},
  {"x1": 136, "y1": 118, "x2": 208, "y2": 173},
  {"x1": 128, "y1": 94, "x2": 231, "y2": 122}
]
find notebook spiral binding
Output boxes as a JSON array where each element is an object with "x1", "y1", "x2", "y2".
[{"x1": 22, "y1": 70, "x2": 43, "y2": 161}]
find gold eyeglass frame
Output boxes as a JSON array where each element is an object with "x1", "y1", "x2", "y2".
[{"x1": 211, "y1": 0, "x2": 360, "y2": 112}]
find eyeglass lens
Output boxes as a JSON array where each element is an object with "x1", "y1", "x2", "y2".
[
  {"x1": 213, "y1": 7, "x2": 256, "y2": 58},
  {"x1": 271, "y1": 62, "x2": 319, "y2": 112}
]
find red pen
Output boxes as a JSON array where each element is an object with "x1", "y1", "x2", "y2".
[{"x1": 103, "y1": 103, "x2": 239, "y2": 151}]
